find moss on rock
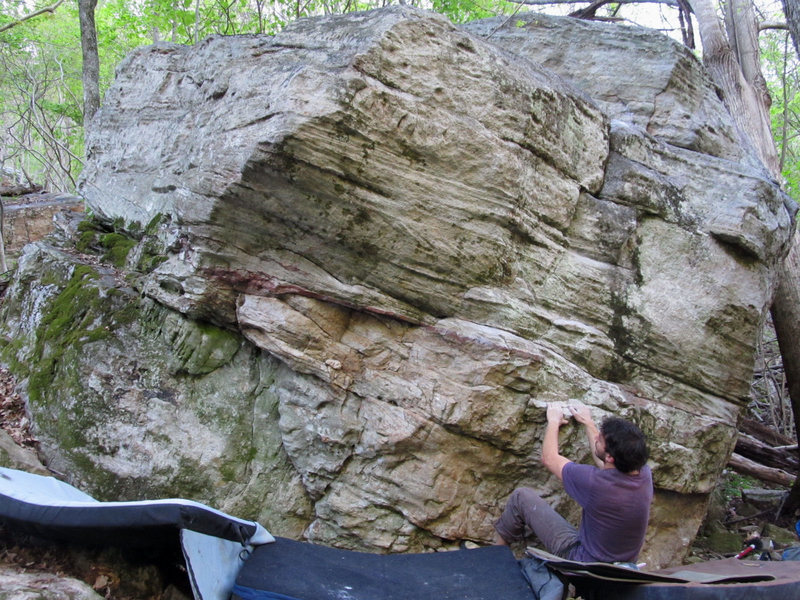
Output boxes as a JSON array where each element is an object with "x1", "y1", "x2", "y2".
[
  {"x1": 98, "y1": 233, "x2": 136, "y2": 268},
  {"x1": 73, "y1": 215, "x2": 165, "y2": 272},
  {"x1": 0, "y1": 243, "x2": 312, "y2": 529}
]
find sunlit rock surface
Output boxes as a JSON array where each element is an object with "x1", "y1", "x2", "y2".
[{"x1": 1, "y1": 7, "x2": 795, "y2": 568}]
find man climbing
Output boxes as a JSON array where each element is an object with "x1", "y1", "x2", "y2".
[{"x1": 494, "y1": 402, "x2": 652, "y2": 563}]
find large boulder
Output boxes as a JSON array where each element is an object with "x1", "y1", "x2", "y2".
[{"x1": 0, "y1": 7, "x2": 794, "y2": 567}]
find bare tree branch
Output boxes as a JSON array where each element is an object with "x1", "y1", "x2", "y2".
[
  {"x1": 0, "y1": 0, "x2": 65, "y2": 34},
  {"x1": 760, "y1": 21, "x2": 789, "y2": 32},
  {"x1": 570, "y1": 0, "x2": 612, "y2": 20}
]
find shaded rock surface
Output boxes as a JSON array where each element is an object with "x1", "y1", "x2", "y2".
[
  {"x1": 0, "y1": 430, "x2": 48, "y2": 477},
  {"x1": 0, "y1": 7, "x2": 796, "y2": 569},
  {"x1": 0, "y1": 381, "x2": 192, "y2": 600}
]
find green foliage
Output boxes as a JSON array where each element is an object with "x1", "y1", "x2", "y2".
[
  {"x1": 760, "y1": 26, "x2": 800, "y2": 205},
  {"x1": 431, "y1": 0, "x2": 512, "y2": 24},
  {"x1": 721, "y1": 472, "x2": 760, "y2": 501},
  {"x1": 0, "y1": 1, "x2": 84, "y2": 190},
  {"x1": 40, "y1": 99, "x2": 84, "y2": 125}
]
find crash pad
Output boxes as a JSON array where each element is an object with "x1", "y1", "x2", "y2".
[
  {"x1": 527, "y1": 547, "x2": 800, "y2": 600},
  {"x1": 232, "y1": 537, "x2": 538, "y2": 600}
]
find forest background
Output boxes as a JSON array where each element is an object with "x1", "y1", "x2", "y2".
[{"x1": 0, "y1": 0, "x2": 798, "y2": 496}]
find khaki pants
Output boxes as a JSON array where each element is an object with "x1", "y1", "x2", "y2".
[{"x1": 494, "y1": 487, "x2": 579, "y2": 558}]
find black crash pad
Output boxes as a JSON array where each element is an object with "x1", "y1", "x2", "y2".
[
  {"x1": 527, "y1": 547, "x2": 800, "y2": 600},
  {"x1": 526, "y1": 547, "x2": 775, "y2": 585},
  {"x1": 232, "y1": 537, "x2": 536, "y2": 600}
]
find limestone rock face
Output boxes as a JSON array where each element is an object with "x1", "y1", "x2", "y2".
[{"x1": 0, "y1": 7, "x2": 795, "y2": 568}]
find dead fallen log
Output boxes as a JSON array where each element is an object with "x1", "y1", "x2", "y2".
[
  {"x1": 775, "y1": 444, "x2": 799, "y2": 451},
  {"x1": 735, "y1": 432, "x2": 800, "y2": 472},
  {"x1": 728, "y1": 452, "x2": 796, "y2": 487},
  {"x1": 741, "y1": 418, "x2": 795, "y2": 447},
  {"x1": 0, "y1": 183, "x2": 43, "y2": 197}
]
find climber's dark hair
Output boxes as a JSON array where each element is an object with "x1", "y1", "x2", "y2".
[{"x1": 600, "y1": 417, "x2": 649, "y2": 474}]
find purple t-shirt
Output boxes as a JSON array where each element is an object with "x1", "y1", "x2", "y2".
[{"x1": 562, "y1": 462, "x2": 653, "y2": 563}]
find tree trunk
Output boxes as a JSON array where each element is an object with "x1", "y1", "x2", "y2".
[
  {"x1": 736, "y1": 433, "x2": 799, "y2": 472},
  {"x1": 688, "y1": 0, "x2": 780, "y2": 175},
  {"x1": 772, "y1": 237, "x2": 800, "y2": 512},
  {"x1": 194, "y1": 0, "x2": 201, "y2": 43},
  {"x1": 782, "y1": 0, "x2": 800, "y2": 60},
  {"x1": 724, "y1": 0, "x2": 771, "y2": 112},
  {"x1": 728, "y1": 453, "x2": 796, "y2": 487},
  {"x1": 78, "y1": 0, "x2": 100, "y2": 124},
  {"x1": 0, "y1": 199, "x2": 6, "y2": 273},
  {"x1": 742, "y1": 417, "x2": 796, "y2": 447}
]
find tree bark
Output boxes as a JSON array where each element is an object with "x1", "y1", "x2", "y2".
[
  {"x1": 772, "y1": 236, "x2": 800, "y2": 512},
  {"x1": 742, "y1": 417, "x2": 796, "y2": 447},
  {"x1": 725, "y1": 0, "x2": 771, "y2": 111},
  {"x1": 78, "y1": 0, "x2": 100, "y2": 124},
  {"x1": 689, "y1": 0, "x2": 780, "y2": 176},
  {"x1": 0, "y1": 199, "x2": 5, "y2": 273},
  {"x1": 782, "y1": 0, "x2": 800, "y2": 59},
  {"x1": 0, "y1": 183, "x2": 43, "y2": 197}
]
